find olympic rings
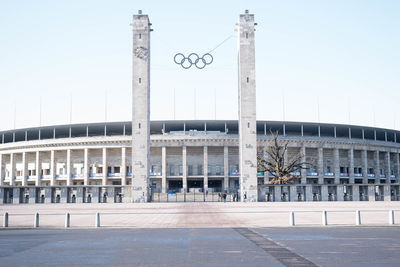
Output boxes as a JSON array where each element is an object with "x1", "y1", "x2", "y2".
[{"x1": 173, "y1": 53, "x2": 213, "y2": 69}]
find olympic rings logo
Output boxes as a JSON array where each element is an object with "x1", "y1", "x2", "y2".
[{"x1": 174, "y1": 53, "x2": 213, "y2": 69}]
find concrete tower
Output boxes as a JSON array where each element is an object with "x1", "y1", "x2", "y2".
[
  {"x1": 237, "y1": 10, "x2": 258, "y2": 202},
  {"x1": 131, "y1": 11, "x2": 152, "y2": 202}
]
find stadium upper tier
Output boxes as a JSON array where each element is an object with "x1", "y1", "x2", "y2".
[{"x1": 0, "y1": 120, "x2": 399, "y2": 145}]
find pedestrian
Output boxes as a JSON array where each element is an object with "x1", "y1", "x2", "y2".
[
  {"x1": 206, "y1": 189, "x2": 208, "y2": 196},
  {"x1": 218, "y1": 192, "x2": 221, "y2": 202},
  {"x1": 223, "y1": 192, "x2": 227, "y2": 203}
]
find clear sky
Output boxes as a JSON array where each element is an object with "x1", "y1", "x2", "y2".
[{"x1": 0, "y1": 0, "x2": 399, "y2": 131}]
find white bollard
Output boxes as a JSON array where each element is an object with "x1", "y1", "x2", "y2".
[
  {"x1": 65, "y1": 213, "x2": 70, "y2": 228},
  {"x1": 322, "y1": 211, "x2": 327, "y2": 226},
  {"x1": 289, "y1": 211, "x2": 295, "y2": 226},
  {"x1": 356, "y1": 210, "x2": 361, "y2": 225},
  {"x1": 3, "y1": 212, "x2": 8, "y2": 228},
  {"x1": 34, "y1": 212, "x2": 39, "y2": 228},
  {"x1": 389, "y1": 210, "x2": 394, "y2": 225},
  {"x1": 95, "y1": 212, "x2": 100, "y2": 228}
]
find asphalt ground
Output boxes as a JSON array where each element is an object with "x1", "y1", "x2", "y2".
[{"x1": 0, "y1": 226, "x2": 399, "y2": 266}]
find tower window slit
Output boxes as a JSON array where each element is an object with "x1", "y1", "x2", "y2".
[
  {"x1": 139, "y1": 78, "x2": 142, "y2": 83},
  {"x1": 139, "y1": 33, "x2": 141, "y2": 39},
  {"x1": 138, "y1": 123, "x2": 141, "y2": 129},
  {"x1": 246, "y1": 77, "x2": 249, "y2": 83},
  {"x1": 245, "y1": 32, "x2": 248, "y2": 39}
]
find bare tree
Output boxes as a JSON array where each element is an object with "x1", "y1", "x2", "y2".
[{"x1": 257, "y1": 131, "x2": 311, "y2": 184}]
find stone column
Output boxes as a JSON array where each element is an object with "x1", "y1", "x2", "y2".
[
  {"x1": 374, "y1": 151, "x2": 380, "y2": 183},
  {"x1": 91, "y1": 187, "x2": 99, "y2": 203},
  {"x1": 0, "y1": 154, "x2": 3, "y2": 186},
  {"x1": 76, "y1": 187, "x2": 84, "y2": 203},
  {"x1": 131, "y1": 12, "x2": 151, "y2": 202},
  {"x1": 336, "y1": 185, "x2": 344, "y2": 201},
  {"x1": 84, "y1": 148, "x2": 89, "y2": 185},
  {"x1": 12, "y1": 188, "x2": 20, "y2": 204},
  {"x1": 333, "y1": 148, "x2": 339, "y2": 184},
  {"x1": 35, "y1": 152, "x2": 41, "y2": 186},
  {"x1": 60, "y1": 187, "x2": 68, "y2": 203},
  {"x1": 368, "y1": 185, "x2": 376, "y2": 201},
  {"x1": 274, "y1": 186, "x2": 281, "y2": 202},
  {"x1": 352, "y1": 185, "x2": 360, "y2": 201},
  {"x1": 161, "y1": 146, "x2": 166, "y2": 193},
  {"x1": 0, "y1": 188, "x2": 4, "y2": 204},
  {"x1": 203, "y1": 146, "x2": 208, "y2": 192},
  {"x1": 305, "y1": 185, "x2": 313, "y2": 201},
  {"x1": 238, "y1": 11, "x2": 258, "y2": 202},
  {"x1": 386, "y1": 152, "x2": 391, "y2": 180},
  {"x1": 29, "y1": 188, "x2": 36, "y2": 204},
  {"x1": 383, "y1": 185, "x2": 391, "y2": 201},
  {"x1": 22, "y1": 152, "x2": 28, "y2": 186},
  {"x1": 362, "y1": 149, "x2": 368, "y2": 184},
  {"x1": 108, "y1": 187, "x2": 115, "y2": 203},
  {"x1": 317, "y1": 147, "x2": 324, "y2": 184},
  {"x1": 290, "y1": 186, "x2": 297, "y2": 202},
  {"x1": 50, "y1": 150, "x2": 56, "y2": 186},
  {"x1": 182, "y1": 146, "x2": 187, "y2": 193},
  {"x1": 10, "y1": 153, "x2": 15, "y2": 186},
  {"x1": 301, "y1": 145, "x2": 306, "y2": 184},
  {"x1": 102, "y1": 147, "x2": 107, "y2": 186},
  {"x1": 396, "y1": 153, "x2": 400, "y2": 183},
  {"x1": 349, "y1": 148, "x2": 354, "y2": 184},
  {"x1": 66, "y1": 149, "x2": 72, "y2": 186},
  {"x1": 321, "y1": 185, "x2": 328, "y2": 201},
  {"x1": 44, "y1": 188, "x2": 52, "y2": 203},
  {"x1": 121, "y1": 147, "x2": 126, "y2": 186},
  {"x1": 223, "y1": 146, "x2": 229, "y2": 191}
]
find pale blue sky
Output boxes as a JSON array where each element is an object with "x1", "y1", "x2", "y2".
[{"x1": 0, "y1": 0, "x2": 399, "y2": 131}]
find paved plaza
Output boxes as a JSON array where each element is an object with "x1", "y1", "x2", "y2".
[
  {"x1": 1, "y1": 227, "x2": 400, "y2": 266},
  {"x1": 1, "y1": 202, "x2": 400, "y2": 266}
]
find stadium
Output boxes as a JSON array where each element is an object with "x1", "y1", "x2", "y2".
[{"x1": 1, "y1": 10, "x2": 399, "y2": 204}]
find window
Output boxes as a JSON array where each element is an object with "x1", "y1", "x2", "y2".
[
  {"x1": 246, "y1": 77, "x2": 249, "y2": 83},
  {"x1": 245, "y1": 32, "x2": 248, "y2": 39},
  {"x1": 207, "y1": 165, "x2": 211, "y2": 175},
  {"x1": 139, "y1": 78, "x2": 141, "y2": 83},
  {"x1": 170, "y1": 165, "x2": 175, "y2": 176},
  {"x1": 188, "y1": 165, "x2": 193, "y2": 176},
  {"x1": 114, "y1": 166, "x2": 120, "y2": 173},
  {"x1": 216, "y1": 165, "x2": 221, "y2": 175},
  {"x1": 179, "y1": 165, "x2": 183, "y2": 175},
  {"x1": 138, "y1": 123, "x2": 141, "y2": 129},
  {"x1": 139, "y1": 33, "x2": 142, "y2": 39}
]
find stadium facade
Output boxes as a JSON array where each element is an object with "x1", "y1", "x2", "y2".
[{"x1": 1, "y1": 11, "x2": 399, "y2": 204}]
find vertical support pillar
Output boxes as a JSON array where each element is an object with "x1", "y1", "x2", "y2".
[
  {"x1": 384, "y1": 185, "x2": 391, "y2": 201},
  {"x1": 386, "y1": 152, "x2": 391, "y2": 181},
  {"x1": 368, "y1": 185, "x2": 376, "y2": 201},
  {"x1": 84, "y1": 148, "x2": 89, "y2": 185},
  {"x1": 396, "y1": 153, "x2": 400, "y2": 183},
  {"x1": 237, "y1": 10, "x2": 258, "y2": 202},
  {"x1": 121, "y1": 147, "x2": 126, "y2": 186},
  {"x1": 91, "y1": 187, "x2": 99, "y2": 203},
  {"x1": 274, "y1": 186, "x2": 281, "y2": 202},
  {"x1": 375, "y1": 151, "x2": 380, "y2": 183},
  {"x1": 12, "y1": 188, "x2": 20, "y2": 204},
  {"x1": 131, "y1": 11, "x2": 151, "y2": 202},
  {"x1": 76, "y1": 187, "x2": 83, "y2": 203},
  {"x1": 0, "y1": 154, "x2": 3, "y2": 186},
  {"x1": 182, "y1": 146, "x2": 187, "y2": 193},
  {"x1": 10, "y1": 153, "x2": 15, "y2": 186},
  {"x1": 321, "y1": 185, "x2": 328, "y2": 201},
  {"x1": 50, "y1": 150, "x2": 56, "y2": 186},
  {"x1": 333, "y1": 148, "x2": 340, "y2": 184},
  {"x1": 66, "y1": 150, "x2": 72, "y2": 186},
  {"x1": 336, "y1": 185, "x2": 344, "y2": 201},
  {"x1": 0, "y1": 188, "x2": 4, "y2": 204},
  {"x1": 44, "y1": 187, "x2": 52, "y2": 203},
  {"x1": 290, "y1": 186, "x2": 297, "y2": 202},
  {"x1": 161, "y1": 146, "x2": 166, "y2": 193},
  {"x1": 29, "y1": 188, "x2": 36, "y2": 203},
  {"x1": 22, "y1": 152, "x2": 28, "y2": 186},
  {"x1": 223, "y1": 146, "x2": 229, "y2": 191},
  {"x1": 60, "y1": 187, "x2": 68, "y2": 203},
  {"x1": 301, "y1": 145, "x2": 306, "y2": 184},
  {"x1": 305, "y1": 185, "x2": 313, "y2": 201},
  {"x1": 349, "y1": 148, "x2": 354, "y2": 184},
  {"x1": 203, "y1": 146, "x2": 208, "y2": 192},
  {"x1": 352, "y1": 185, "x2": 360, "y2": 201},
  {"x1": 317, "y1": 147, "x2": 324, "y2": 184},
  {"x1": 102, "y1": 148, "x2": 107, "y2": 186},
  {"x1": 362, "y1": 149, "x2": 368, "y2": 184},
  {"x1": 35, "y1": 151, "x2": 41, "y2": 186}
]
